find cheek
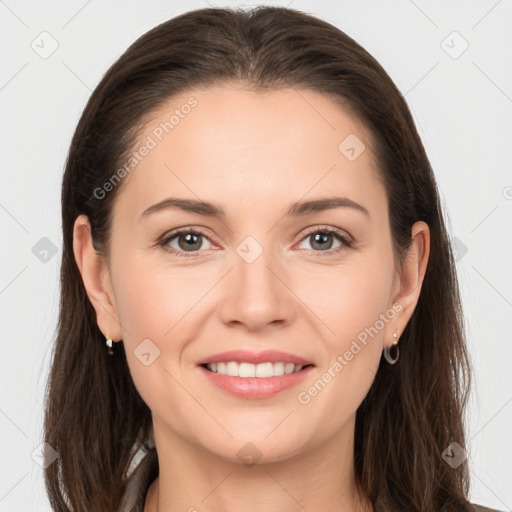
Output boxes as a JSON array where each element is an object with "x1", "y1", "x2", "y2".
[
  {"x1": 296, "y1": 257, "x2": 394, "y2": 345},
  {"x1": 110, "y1": 251, "x2": 214, "y2": 385},
  {"x1": 297, "y1": 253, "x2": 394, "y2": 408},
  {"x1": 111, "y1": 248, "x2": 197, "y2": 341},
  {"x1": 294, "y1": 263, "x2": 392, "y2": 433},
  {"x1": 110, "y1": 254, "x2": 191, "y2": 413},
  {"x1": 113, "y1": 269, "x2": 169, "y2": 341}
]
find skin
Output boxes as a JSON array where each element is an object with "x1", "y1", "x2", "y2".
[{"x1": 73, "y1": 85, "x2": 429, "y2": 512}]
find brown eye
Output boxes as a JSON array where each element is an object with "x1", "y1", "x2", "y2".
[
  {"x1": 161, "y1": 229, "x2": 214, "y2": 257},
  {"x1": 297, "y1": 227, "x2": 353, "y2": 255},
  {"x1": 308, "y1": 232, "x2": 336, "y2": 251},
  {"x1": 175, "y1": 232, "x2": 203, "y2": 251}
]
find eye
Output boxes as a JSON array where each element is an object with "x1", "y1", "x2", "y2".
[
  {"x1": 158, "y1": 225, "x2": 353, "y2": 258},
  {"x1": 296, "y1": 226, "x2": 353, "y2": 256},
  {"x1": 159, "y1": 228, "x2": 214, "y2": 258}
]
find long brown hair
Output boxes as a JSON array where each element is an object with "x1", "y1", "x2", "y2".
[{"x1": 44, "y1": 6, "x2": 473, "y2": 511}]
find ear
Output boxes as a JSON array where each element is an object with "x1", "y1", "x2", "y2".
[
  {"x1": 385, "y1": 221, "x2": 430, "y2": 346},
  {"x1": 72, "y1": 214, "x2": 123, "y2": 342}
]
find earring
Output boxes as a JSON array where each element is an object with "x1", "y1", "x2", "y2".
[
  {"x1": 383, "y1": 330, "x2": 400, "y2": 365},
  {"x1": 105, "y1": 336, "x2": 114, "y2": 355}
]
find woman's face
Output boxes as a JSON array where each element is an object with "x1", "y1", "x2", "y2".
[{"x1": 86, "y1": 85, "x2": 426, "y2": 463}]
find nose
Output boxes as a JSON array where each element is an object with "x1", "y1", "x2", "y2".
[{"x1": 219, "y1": 240, "x2": 296, "y2": 332}]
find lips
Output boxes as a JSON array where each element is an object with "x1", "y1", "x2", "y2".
[
  {"x1": 197, "y1": 363, "x2": 315, "y2": 399},
  {"x1": 195, "y1": 349, "x2": 316, "y2": 399}
]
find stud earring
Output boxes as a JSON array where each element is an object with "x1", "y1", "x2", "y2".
[
  {"x1": 105, "y1": 336, "x2": 114, "y2": 355},
  {"x1": 383, "y1": 329, "x2": 400, "y2": 365}
]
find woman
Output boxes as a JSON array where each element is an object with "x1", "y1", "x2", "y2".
[{"x1": 43, "y1": 6, "x2": 503, "y2": 512}]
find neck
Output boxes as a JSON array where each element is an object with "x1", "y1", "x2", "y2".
[{"x1": 144, "y1": 415, "x2": 373, "y2": 512}]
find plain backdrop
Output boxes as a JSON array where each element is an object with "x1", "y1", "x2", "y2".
[{"x1": 1, "y1": 1, "x2": 511, "y2": 510}]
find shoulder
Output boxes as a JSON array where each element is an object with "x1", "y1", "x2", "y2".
[{"x1": 471, "y1": 503, "x2": 506, "y2": 512}]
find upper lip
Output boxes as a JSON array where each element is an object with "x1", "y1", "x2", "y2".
[{"x1": 196, "y1": 349, "x2": 314, "y2": 366}]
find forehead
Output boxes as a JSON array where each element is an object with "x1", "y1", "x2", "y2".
[{"x1": 113, "y1": 85, "x2": 385, "y2": 219}]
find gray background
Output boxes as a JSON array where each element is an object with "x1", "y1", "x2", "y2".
[{"x1": 1, "y1": 0, "x2": 511, "y2": 510}]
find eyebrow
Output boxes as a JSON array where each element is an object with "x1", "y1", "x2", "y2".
[{"x1": 140, "y1": 196, "x2": 370, "y2": 220}]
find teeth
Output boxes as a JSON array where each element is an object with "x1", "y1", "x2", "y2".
[{"x1": 205, "y1": 361, "x2": 305, "y2": 377}]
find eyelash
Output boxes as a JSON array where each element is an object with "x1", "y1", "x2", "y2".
[{"x1": 158, "y1": 226, "x2": 353, "y2": 259}]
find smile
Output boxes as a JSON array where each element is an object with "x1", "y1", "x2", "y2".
[{"x1": 204, "y1": 361, "x2": 309, "y2": 377}]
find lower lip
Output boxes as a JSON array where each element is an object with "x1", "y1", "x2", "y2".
[{"x1": 197, "y1": 365, "x2": 315, "y2": 399}]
